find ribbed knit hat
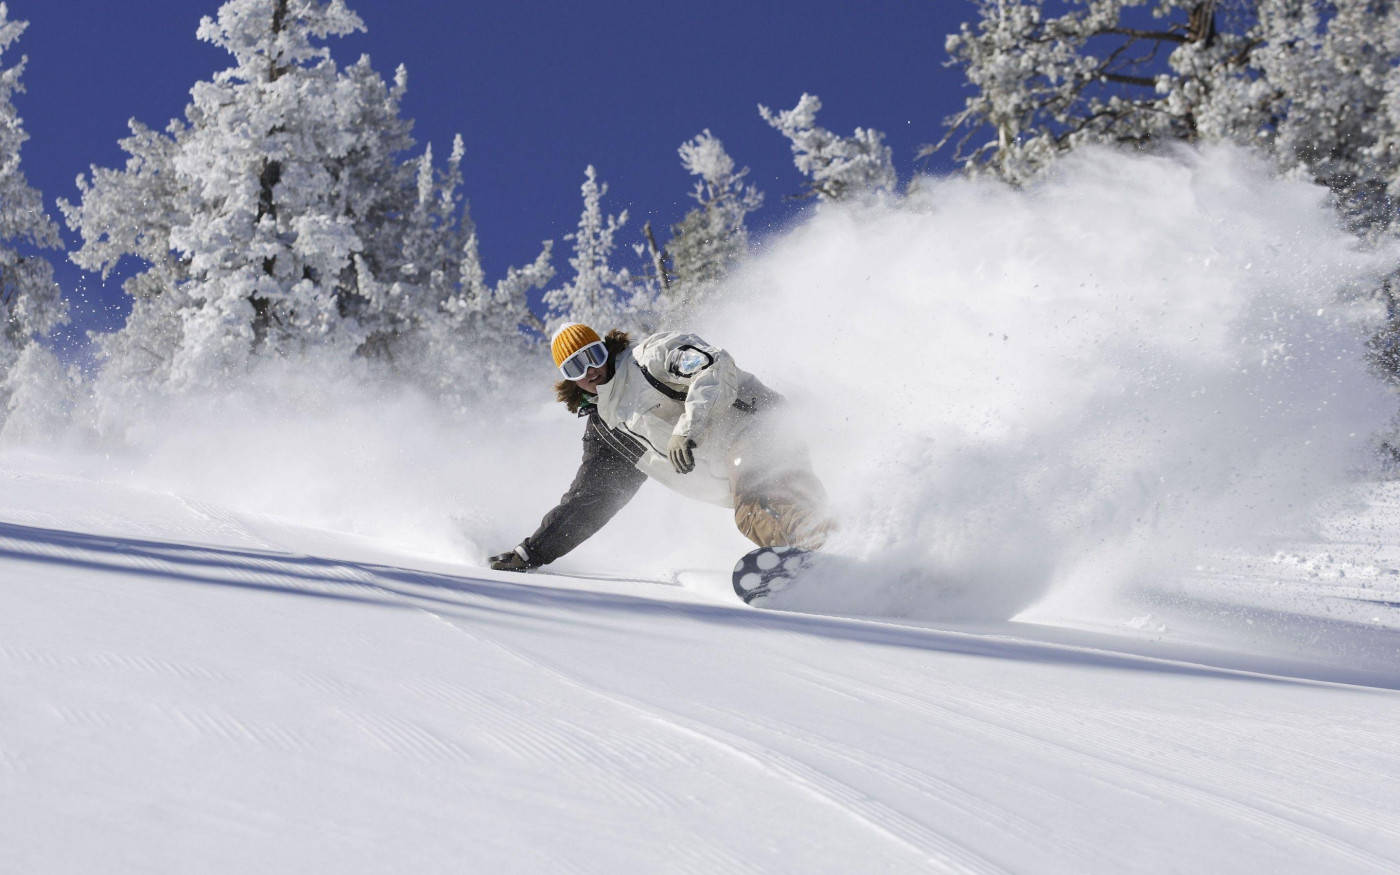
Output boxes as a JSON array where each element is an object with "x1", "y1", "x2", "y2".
[{"x1": 550, "y1": 322, "x2": 603, "y2": 369}]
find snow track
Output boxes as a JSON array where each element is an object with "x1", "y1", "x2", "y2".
[
  {"x1": 2, "y1": 463, "x2": 1399, "y2": 874},
  {"x1": 419, "y1": 609, "x2": 1004, "y2": 874}
]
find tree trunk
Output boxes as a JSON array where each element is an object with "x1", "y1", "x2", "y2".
[
  {"x1": 249, "y1": 0, "x2": 290, "y2": 347},
  {"x1": 1187, "y1": 1, "x2": 1217, "y2": 47},
  {"x1": 644, "y1": 221, "x2": 672, "y2": 292}
]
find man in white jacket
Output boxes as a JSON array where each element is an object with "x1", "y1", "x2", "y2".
[{"x1": 489, "y1": 322, "x2": 832, "y2": 571}]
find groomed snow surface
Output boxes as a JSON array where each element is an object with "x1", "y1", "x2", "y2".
[{"x1": 3, "y1": 457, "x2": 1398, "y2": 875}]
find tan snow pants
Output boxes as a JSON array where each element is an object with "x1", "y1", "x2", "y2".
[{"x1": 728, "y1": 428, "x2": 833, "y2": 551}]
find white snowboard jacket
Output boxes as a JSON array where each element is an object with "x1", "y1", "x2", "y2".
[{"x1": 518, "y1": 331, "x2": 781, "y2": 566}]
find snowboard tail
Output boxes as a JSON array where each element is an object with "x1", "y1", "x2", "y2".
[{"x1": 732, "y1": 546, "x2": 815, "y2": 605}]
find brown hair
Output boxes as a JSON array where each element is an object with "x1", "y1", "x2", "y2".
[{"x1": 554, "y1": 329, "x2": 632, "y2": 414}]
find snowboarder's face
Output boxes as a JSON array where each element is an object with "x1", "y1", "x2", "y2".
[{"x1": 573, "y1": 363, "x2": 611, "y2": 394}]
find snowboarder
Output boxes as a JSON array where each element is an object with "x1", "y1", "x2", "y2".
[{"x1": 489, "y1": 323, "x2": 832, "y2": 572}]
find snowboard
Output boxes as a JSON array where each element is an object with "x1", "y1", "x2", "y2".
[{"x1": 731, "y1": 545, "x2": 818, "y2": 606}]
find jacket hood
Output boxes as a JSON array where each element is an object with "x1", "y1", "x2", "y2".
[{"x1": 555, "y1": 329, "x2": 632, "y2": 414}]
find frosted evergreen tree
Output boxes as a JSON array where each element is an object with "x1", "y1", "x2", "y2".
[
  {"x1": 937, "y1": 0, "x2": 1400, "y2": 230},
  {"x1": 1205, "y1": 1, "x2": 1400, "y2": 231},
  {"x1": 402, "y1": 141, "x2": 554, "y2": 407},
  {"x1": 63, "y1": 0, "x2": 545, "y2": 397},
  {"x1": 60, "y1": 118, "x2": 198, "y2": 398},
  {"x1": 0, "y1": 4, "x2": 68, "y2": 433},
  {"x1": 415, "y1": 236, "x2": 554, "y2": 408},
  {"x1": 938, "y1": 0, "x2": 1400, "y2": 386},
  {"x1": 63, "y1": 0, "x2": 401, "y2": 386},
  {"x1": 167, "y1": 0, "x2": 407, "y2": 378},
  {"x1": 659, "y1": 130, "x2": 762, "y2": 314},
  {"x1": 376, "y1": 134, "x2": 550, "y2": 389},
  {"x1": 544, "y1": 165, "x2": 636, "y2": 331},
  {"x1": 759, "y1": 93, "x2": 896, "y2": 201}
]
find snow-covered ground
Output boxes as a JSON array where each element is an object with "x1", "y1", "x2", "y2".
[{"x1": 3, "y1": 456, "x2": 1398, "y2": 875}]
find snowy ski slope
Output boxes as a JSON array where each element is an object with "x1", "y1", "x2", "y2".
[{"x1": 3, "y1": 458, "x2": 1398, "y2": 874}]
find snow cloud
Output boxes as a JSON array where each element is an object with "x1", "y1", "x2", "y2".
[{"x1": 705, "y1": 144, "x2": 1398, "y2": 619}]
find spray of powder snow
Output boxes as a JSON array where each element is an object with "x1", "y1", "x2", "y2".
[
  {"x1": 693, "y1": 145, "x2": 1398, "y2": 619},
  {"x1": 7, "y1": 145, "x2": 1395, "y2": 622},
  {"x1": 33, "y1": 357, "x2": 571, "y2": 564}
]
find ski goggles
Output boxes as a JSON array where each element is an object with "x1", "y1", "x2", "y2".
[{"x1": 558, "y1": 340, "x2": 609, "y2": 380}]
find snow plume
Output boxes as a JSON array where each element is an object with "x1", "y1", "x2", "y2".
[
  {"x1": 0, "y1": 350, "x2": 583, "y2": 566},
  {"x1": 705, "y1": 144, "x2": 1398, "y2": 620}
]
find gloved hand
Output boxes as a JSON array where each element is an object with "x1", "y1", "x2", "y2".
[
  {"x1": 667, "y1": 434, "x2": 696, "y2": 474},
  {"x1": 489, "y1": 546, "x2": 534, "y2": 572}
]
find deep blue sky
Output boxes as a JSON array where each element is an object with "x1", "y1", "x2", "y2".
[{"x1": 11, "y1": 0, "x2": 973, "y2": 351}]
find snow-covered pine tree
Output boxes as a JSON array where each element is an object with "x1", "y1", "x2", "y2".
[
  {"x1": 0, "y1": 3, "x2": 69, "y2": 436},
  {"x1": 398, "y1": 137, "x2": 554, "y2": 407},
  {"x1": 759, "y1": 93, "x2": 897, "y2": 201},
  {"x1": 63, "y1": 0, "x2": 545, "y2": 397},
  {"x1": 934, "y1": 0, "x2": 1175, "y2": 183},
  {"x1": 379, "y1": 135, "x2": 550, "y2": 381},
  {"x1": 171, "y1": 0, "x2": 410, "y2": 378},
  {"x1": 658, "y1": 129, "x2": 762, "y2": 315},
  {"x1": 1214, "y1": 1, "x2": 1400, "y2": 233},
  {"x1": 937, "y1": 0, "x2": 1400, "y2": 231},
  {"x1": 59, "y1": 117, "x2": 200, "y2": 406},
  {"x1": 413, "y1": 233, "x2": 554, "y2": 407},
  {"x1": 939, "y1": 1, "x2": 1400, "y2": 389},
  {"x1": 62, "y1": 0, "x2": 400, "y2": 386},
  {"x1": 544, "y1": 165, "x2": 637, "y2": 332}
]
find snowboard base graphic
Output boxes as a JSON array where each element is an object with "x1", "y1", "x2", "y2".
[{"x1": 732, "y1": 546, "x2": 816, "y2": 606}]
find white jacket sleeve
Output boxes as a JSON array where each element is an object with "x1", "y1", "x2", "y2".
[{"x1": 638, "y1": 333, "x2": 738, "y2": 446}]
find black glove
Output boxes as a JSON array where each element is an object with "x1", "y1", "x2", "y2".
[
  {"x1": 667, "y1": 434, "x2": 696, "y2": 474},
  {"x1": 489, "y1": 546, "x2": 535, "y2": 572}
]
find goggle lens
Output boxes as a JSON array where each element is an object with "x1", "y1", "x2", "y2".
[{"x1": 559, "y1": 341, "x2": 609, "y2": 380}]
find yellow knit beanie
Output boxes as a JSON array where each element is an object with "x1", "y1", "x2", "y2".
[{"x1": 550, "y1": 322, "x2": 603, "y2": 368}]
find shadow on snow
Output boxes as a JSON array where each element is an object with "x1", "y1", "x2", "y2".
[{"x1": 3, "y1": 519, "x2": 1397, "y2": 692}]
